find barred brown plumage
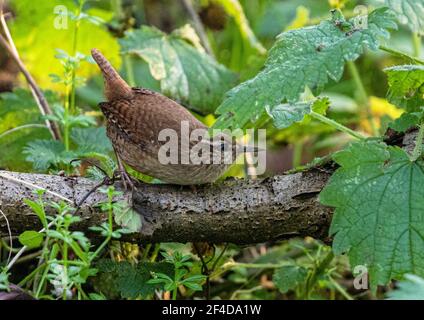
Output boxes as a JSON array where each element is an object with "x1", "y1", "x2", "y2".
[{"x1": 92, "y1": 48, "x2": 252, "y2": 185}]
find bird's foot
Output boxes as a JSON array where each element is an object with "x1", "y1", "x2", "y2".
[{"x1": 114, "y1": 169, "x2": 137, "y2": 191}]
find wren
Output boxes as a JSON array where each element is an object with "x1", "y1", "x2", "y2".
[{"x1": 91, "y1": 49, "x2": 252, "y2": 185}]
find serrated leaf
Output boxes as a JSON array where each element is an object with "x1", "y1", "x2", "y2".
[
  {"x1": 385, "y1": 0, "x2": 424, "y2": 35},
  {"x1": 385, "y1": 65, "x2": 424, "y2": 112},
  {"x1": 71, "y1": 127, "x2": 112, "y2": 154},
  {"x1": 95, "y1": 260, "x2": 174, "y2": 299},
  {"x1": 18, "y1": 231, "x2": 44, "y2": 249},
  {"x1": 389, "y1": 112, "x2": 422, "y2": 132},
  {"x1": 214, "y1": 8, "x2": 397, "y2": 129},
  {"x1": 23, "y1": 139, "x2": 76, "y2": 171},
  {"x1": 387, "y1": 274, "x2": 424, "y2": 300},
  {"x1": 114, "y1": 205, "x2": 142, "y2": 233},
  {"x1": 267, "y1": 98, "x2": 330, "y2": 129},
  {"x1": 273, "y1": 265, "x2": 308, "y2": 294},
  {"x1": 119, "y1": 26, "x2": 237, "y2": 115},
  {"x1": 320, "y1": 140, "x2": 424, "y2": 288}
]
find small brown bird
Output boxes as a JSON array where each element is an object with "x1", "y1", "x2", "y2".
[{"x1": 91, "y1": 49, "x2": 253, "y2": 186}]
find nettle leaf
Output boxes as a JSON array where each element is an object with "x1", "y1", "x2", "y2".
[
  {"x1": 214, "y1": 8, "x2": 397, "y2": 129},
  {"x1": 320, "y1": 140, "x2": 424, "y2": 288},
  {"x1": 119, "y1": 25, "x2": 237, "y2": 115},
  {"x1": 95, "y1": 260, "x2": 174, "y2": 299},
  {"x1": 273, "y1": 265, "x2": 308, "y2": 294},
  {"x1": 390, "y1": 112, "x2": 423, "y2": 133},
  {"x1": 71, "y1": 127, "x2": 112, "y2": 154},
  {"x1": 387, "y1": 274, "x2": 424, "y2": 300},
  {"x1": 23, "y1": 140, "x2": 76, "y2": 171},
  {"x1": 385, "y1": 65, "x2": 424, "y2": 111},
  {"x1": 267, "y1": 97, "x2": 330, "y2": 129},
  {"x1": 385, "y1": 0, "x2": 424, "y2": 35}
]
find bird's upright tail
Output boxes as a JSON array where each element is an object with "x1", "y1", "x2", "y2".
[{"x1": 91, "y1": 48, "x2": 133, "y2": 101}]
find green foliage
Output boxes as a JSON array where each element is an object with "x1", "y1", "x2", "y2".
[
  {"x1": 95, "y1": 259, "x2": 174, "y2": 299},
  {"x1": 320, "y1": 140, "x2": 424, "y2": 289},
  {"x1": 94, "y1": 186, "x2": 142, "y2": 233},
  {"x1": 10, "y1": 0, "x2": 121, "y2": 89},
  {"x1": 148, "y1": 251, "x2": 207, "y2": 299},
  {"x1": 23, "y1": 140, "x2": 74, "y2": 172},
  {"x1": 385, "y1": 65, "x2": 424, "y2": 131},
  {"x1": 213, "y1": 8, "x2": 397, "y2": 129},
  {"x1": 18, "y1": 231, "x2": 44, "y2": 249},
  {"x1": 214, "y1": 0, "x2": 266, "y2": 54},
  {"x1": 273, "y1": 265, "x2": 308, "y2": 294},
  {"x1": 0, "y1": 270, "x2": 10, "y2": 291},
  {"x1": 387, "y1": 274, "x2": 424, "y2": 300},
  {"x1": 385, "y1": 0, "x2": 424, "y2": 35},
  {"x1": 0, "y1": 89, "x2": 59, "y2": 170},
  {"x1": 267, "y1": 97, "x2": 330, "y2": 129},
  {"x1": 119, "y1": 25, "x2": 237, "y2": 114},
  {"x1": 385, "y1": 65, "x2": 424, "y2": 111}
]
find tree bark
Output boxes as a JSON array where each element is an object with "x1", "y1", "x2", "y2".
[
  {"x1": 0, "y1": 168, "x2": 333, "y2": 245},
  {"x1": 0, "y1": 130, "x2": 416, "y2": 245}
]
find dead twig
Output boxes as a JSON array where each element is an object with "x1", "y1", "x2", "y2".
[{"x1": 0, "y1": 7, "x2": 61, "y2": 140}]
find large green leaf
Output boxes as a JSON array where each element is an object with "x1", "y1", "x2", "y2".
[
  {"x1": 385, "y1": 0, "x2": 424, "y2": 35},
  {"x1": 213, "y1": 8, "x2": 397, "y2": 129},
  {"x1": 387, "y1": 274, "x2": 424, "y2": 300},
  {"x1": 320, "y1": 140, "x2": 424, "y2": 288},
  {"x1": 119, "y1": 25, "x2": 237, "y2": 115},
  {"x1": 95, "y1": 260, "x2": 174, "y2": 299}
]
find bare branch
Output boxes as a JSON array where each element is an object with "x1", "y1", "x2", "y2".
[{"x1": 0, "y1": 10, "x2": 62, "y2": 140}]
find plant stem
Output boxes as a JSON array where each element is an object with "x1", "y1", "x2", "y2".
[
  {"x1": 309, "y1": 111, "x2": 366, "y2": 140},
  {"x1": 379, "y1": 45, "x2": 424, "y2": 65},
  {"x1": 90, "y1": 205, "x2": 113, "y2": 261},
  {"x1": 411, "y1": 124, "x2": 424, "y2": 162},
  {"x1": 292, "y1": 140, "x2": 304, "y2": 167},
  {"x1": 172, "y1": 287, "x2": 178, "y2": 300},
  {"x1": 124, "y1": 55, "x2": 136, "y2": 87},
  {"x1": 328, "y1": 276, "x2": 354, "y2": 300},
  {"x1": 70, "y1": 0, "x2": 84, "y2": 114},
  {"x1": 347, "y1": 61, "x2": 377, "y2": 136},
  {"x1": 412, "y1": 33, "x2": 422, "y2": 58}
]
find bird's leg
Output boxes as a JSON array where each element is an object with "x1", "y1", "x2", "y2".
[{"x1": 113, "y1": 147, "x2": 136, "y2": 191}]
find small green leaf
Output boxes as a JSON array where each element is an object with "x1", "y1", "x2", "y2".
[
  {"x1": 273, "y1": 265, "x2": 308, "y2": 294},
  {"x1": 23, "y1": 139, "x2": 76, "y2": 171},
  {"x1": 113, "y1": 205, "x2": 142, "y2": 233},
  {"x1": 385, "y1": 0, "x2": 424, "y2": 35},
  {"x1": 18, "y1": 230, "x2": 44, "y2": 249},
  {"x1": 214, "y1": 8, "x2": 397, "y2": 129},
  {"x1": 120, "y1": 26, "x2": 237, "y2": 114},
  {"x1": 385, "y1": 65, "x2": 424, "y2": 112},
  {"x1": 23, "y1": 199, "x2": 47, "y2": 226},
  {"x1": 389, "y1": 112, "x2": 422, "y2": 132},
  {"x1": 267, "y1": 98, "x2": 330, "y2": 129},
  {"x1": 320, "y1": 140, "x2": 424, "y2": 289}
]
